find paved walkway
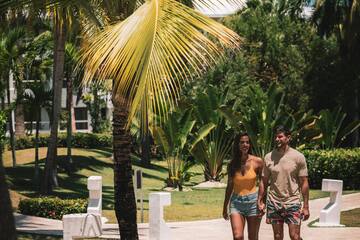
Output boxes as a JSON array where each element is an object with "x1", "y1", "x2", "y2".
[{"x1": 15, "y1": 193, "x2": 360, "y2": 239}]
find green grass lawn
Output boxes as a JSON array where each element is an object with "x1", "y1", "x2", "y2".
[
  {"x1": 4, "y1": 147, "x2": 359, "y2": 224},
  {"x1": 341, "y1": 208, "x2": 360, "y2": 227}
]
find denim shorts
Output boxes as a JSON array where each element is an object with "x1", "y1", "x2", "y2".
[{"x1": 229, "y1": 192, "x2": 259, "y2": 217}]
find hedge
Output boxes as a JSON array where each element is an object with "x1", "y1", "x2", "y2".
[
  {"x1": 304, "y1": 148, "x2": 360, "y2": 190},
  {"x1": 8, "y1": 132, "x2": 112, "y2": 150},
  {"x1": 18, "y1": 197, "x2": 87, "y2": 220}
]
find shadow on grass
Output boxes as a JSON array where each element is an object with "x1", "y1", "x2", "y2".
[
  {"x1": 5, "y1": 154, "x2": 114, "y2": 204},
  {"x1": 132, "y1": 160, "x2": 168, "y2": 173}
]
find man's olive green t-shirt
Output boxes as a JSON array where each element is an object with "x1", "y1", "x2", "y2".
[{"x1": 262, "y1": 147, "x2": 308, "y2": 204}]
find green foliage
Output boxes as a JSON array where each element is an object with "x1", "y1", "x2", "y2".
[
  {"x1": 18, "y1": 197, "x2": 87, "y2": 220},
  {"x1": 153, "y1": 109, "x2": 196, "y2": 190},
  {"x1": 315, "y1": 107, "x2": 360, "y2": 149},
  {"x1": 82, "y1": 82, "x2": 111, "y2": 134},
  {"x1": 304, "y1": 148, "x2": 360, "y2": 189},
  {"x1": 190, "y1": 86, "x2": 232, "y2": 181},
  {"x1": 0, "y1": 111, "x2": 6, "y2": 146},
  {"x1": 8, "y1": 132, "x2": 112, "y2": 150}
]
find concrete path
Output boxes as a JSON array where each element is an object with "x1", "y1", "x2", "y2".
[{"x1": 15, "y1": 193, "x2": 360, "y2": 239}]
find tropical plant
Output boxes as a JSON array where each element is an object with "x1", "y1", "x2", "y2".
[
  {"x1": 190, "y1": 86, "x2": 232, "y2": 181},
  {"x1": 64, "y1": 42, "x2": 81, "y2": 169},
  {"x1": 0, "y1": 110, "x2": 16, "y2": 240},
  {"x1": 315, "y1": 107, "x2": 360, "y2": 149},
  {"x1": 23, "y1": 82, "x2": 52, "y2": 182},
  {"x1": 79, "y1": 0, "x2": 241, "y2": 237},
  {"x1": 82, "y1": 80, "x2": 111, "y2": 133},
  {"x1": 239, "y1": 84, "x2": 288, "y2": 157},
  {"x1": 312, "y1": 0, "x2": 360, "y2": 146},
  {"x1": 220, "y1": 83, "x2": 319, "y2": 157},
  {"x1": 153, "y1": 109, "x2": 196, "y2": 189},
  {"x1": 0, "y1": 26, "x2": 27, "y2": 167}
]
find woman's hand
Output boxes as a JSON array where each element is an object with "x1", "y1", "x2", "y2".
[{"x1": 257, "y1": 200, "x2": 266, "y2": 216}]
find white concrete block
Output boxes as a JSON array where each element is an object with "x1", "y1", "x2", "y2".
[
  {"x1": 63, "y1": 213, "x2": 102, "y2": 240},
  {"x1": 87, "y1": 176, "x2": 102, "y2": 216},
  {"x1": 314, "y1": 179, "x2": 345, "y2": 227},
  {"x1": 149, "y1": 192, "x2": 171, "y2": 240}
]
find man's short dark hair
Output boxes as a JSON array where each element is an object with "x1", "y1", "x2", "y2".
[{"x1": 275, "y1": 125, "x2": 291, "y2": 136}]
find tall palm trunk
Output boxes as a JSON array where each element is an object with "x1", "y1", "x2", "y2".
[
  {"x1": 42, "y1": 12, "x2": 66, "y2": 194},
  {"x1": 15, "y1": 104, "x2": 25, "y2": 137},
  {"x1": 66, "y1": 74, "x2": 73, "y2": 169},
  {"x1": 113, "y1": 99, "x2": 138, "y2": 239},
  {"x1": 141, "y1": 105, "x2": 150, "y2": 166},
  {"x1": 6, "y1": 71, "x2": 16, "y2": 167},
  {"x1": 0, "y1": 147, "x2": 17, "y2": 240},
  {"x1": 34, "y1": 107, "x2": 40, "y2": 183}
]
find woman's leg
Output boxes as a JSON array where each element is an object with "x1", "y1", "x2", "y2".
[
  {"x1": 246, "y1": 216, "x2": 261, "y2": 240},
  {"x1": 230, "y1": 213, "x2": 246, "y2": 240}
]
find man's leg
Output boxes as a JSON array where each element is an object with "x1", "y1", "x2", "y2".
[
  {"x1": 230, "y1": 213, "x2": 246, "y2": 240},
  {"x1": 271, "y1": 224, "x2": 284, "y2": 240},
  {"x1": 288, "y1": 224, "x2": 301, "y2": 240}
]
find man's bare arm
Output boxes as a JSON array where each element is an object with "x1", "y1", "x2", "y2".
[{"x1": 299, "y1": 176, "x2": 310, "y2": 220}]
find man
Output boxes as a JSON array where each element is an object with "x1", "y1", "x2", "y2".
[{"x1": 257, "y1": 126, "x2": 310, "y2": 240}]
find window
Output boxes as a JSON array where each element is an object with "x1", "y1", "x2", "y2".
[
  {"x1": 75, "y1": 108, "x2": 88, "y2": 121},
  {"x1": 74, "y1": 107, "x2": 89, "y2": 130}
]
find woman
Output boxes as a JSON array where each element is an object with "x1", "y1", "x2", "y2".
[{"x1": 223, "y1": 132, "x2": 263, "y2": 240}]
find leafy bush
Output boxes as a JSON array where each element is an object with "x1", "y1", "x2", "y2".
[
  {"x1": 304, "y1": 148, "x2": 360, "y2": 189},
  {"x1": 18, "y1": 197, "x2": 87, "y2": 220},
  {"x1": 8, "y1": 132, "x2": 112, "y2": 150}
]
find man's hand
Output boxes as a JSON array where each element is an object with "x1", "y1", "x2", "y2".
[
  {"x1": 301, "y1": 206, "x2": 310, "y2": 221},
  {"x1": 257, "y1": 201, "x2": 266, "y2": 216},
  {"x1": 223, "y1": 208, "x2": 229, "y2": 220}
]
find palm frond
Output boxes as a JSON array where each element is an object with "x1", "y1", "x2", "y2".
[{"x1": 79, "y1": 0, "x2": 241, "y2": 128}]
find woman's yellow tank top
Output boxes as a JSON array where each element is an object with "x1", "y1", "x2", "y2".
[{"x1": 232, "y1": 165, "x2": 257, "y2": 196}]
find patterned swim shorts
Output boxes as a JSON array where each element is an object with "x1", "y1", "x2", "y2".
[{"x1": 266, "y1": 200, "x2": 302, "y2": 225}]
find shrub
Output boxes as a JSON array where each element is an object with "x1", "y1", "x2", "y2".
[
  {"x1": 304, "y1": 148, "x2": 360, "y2": 189},
  {"x1": 18, "y1": 197, "x2": 87, "y2": 220},
  {"x1": 8, "y1": 132, "x2": 112, "y2": 150}
]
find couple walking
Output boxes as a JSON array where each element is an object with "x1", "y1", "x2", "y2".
[{"x1": 223, "y1": 126, "x2": 310, "y2": 240}]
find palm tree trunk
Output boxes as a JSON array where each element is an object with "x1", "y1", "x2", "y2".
[
  {"x1": 141, "y1": 106, "x2": 150, "y2": 166},
  {"x1": 113, "y1": 99, "x2": 138, "y2": 239},
  {"x1": 0, "y1": 147, "x2": 17, "y2": 240},
  {"x1": 15, "y1": 104, "x2": 25, "y2": 137},
  {"x1": 41, "y1": 12, "x2": 66, "y2": 194},
  {"x1": 66, "y1": 74, "x2": 73, "y2": 169},
  {"x1": 34, "y1": 108, "x2": 40, "y2": 183},
  {"x1": 6, "y1": 71, "x2": 16, "y2": 167}
]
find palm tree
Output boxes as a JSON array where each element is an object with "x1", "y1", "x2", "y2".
[
  {"x1": 23, "y1": 82, "x2": 52, "y2": 182},
  {"x1": 64, "y1": 42, "x2": 81, "y2": 169},
  {"x1": 0, "y1": 111, "x2": 16, "y2": 240},
  {"x1": 0, "y1": 0, "x2": 102, "y2": 193},
  {"x1": 79, "y1": 0, "x2": 241, "y2": 238},
  {"x1": 0, "y1": 27, "x2": 27, "y2": 167}
]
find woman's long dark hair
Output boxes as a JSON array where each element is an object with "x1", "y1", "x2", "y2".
[{"x1": 228, "y1": 132, "x2": 251, "y2": 177}]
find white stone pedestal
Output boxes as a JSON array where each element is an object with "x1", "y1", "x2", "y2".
[
  {"x1": 63, "y1": 213, "x2": 102, "y2": 240},
  {"x1": 313, "y1": 179, "x2": 345, "y2": 227},
  {"x1": 63, "y1": 176, "x2": 104, "y2": 239},
  {"x1": 87, "y1": 176, "x2": 102, "y2": 216},
  {"x1": 149, "y1": 192, "x2": 171, "y2": 240}
]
